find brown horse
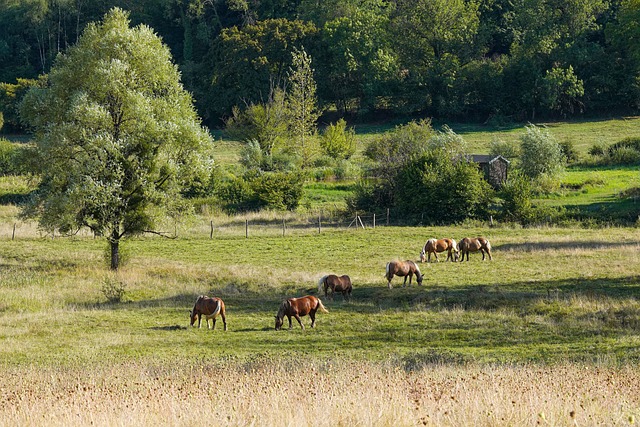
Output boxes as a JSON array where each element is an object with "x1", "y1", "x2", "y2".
[
  {"x1": 385, "y1": 260, "x2": 423, "y2": 289},
  {"x1": 459, "y1": 237, "x2": 493, "y2": 261},
  {"x1": 318, "y1": 274, "x2": 352, "y2": 300},
  {"x1": 420, "y1": 238, "x2": 459, "y2": 262},
  {"x1": 275, "y1": 295, "x2": 328, "y2": 330},
  {"x1": 190, "y1": 295, "x2": 227, "y2": 331}
]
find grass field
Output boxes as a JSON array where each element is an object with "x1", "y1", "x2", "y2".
[
  {"x1": 1, "y1": 117, "x2": 639, "y2": 425},
  {"x1": 1, "y1": 225, "x2": 640, "y2": 424}
]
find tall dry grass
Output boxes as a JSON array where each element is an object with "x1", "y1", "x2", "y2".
[{"x1": 1, "y1": 361, "x2": 638, "y2": 427}]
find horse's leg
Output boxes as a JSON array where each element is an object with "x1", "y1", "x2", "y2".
[
  {"x1": 221, "y1": 312, "x2": 227, "y2": 331},
  {"x1": 310, "y1": 310, "x2": 316, "y2": 328},
  {"x1": 287, "y1": 315, "x2": 293, "y2": 329},
  {"x1": 486, "y1": 247, "x2": 493, "y2": 260},
  {"x1": 212, "y1": 317, "x2": 216, "y2": 330},
  {"x1": 434, "y1": 252, "x2": 439, "y2": 262},
  {"x1": 481, "y1": 249, "x2": 486, "y2": 260},
  {"x1": 294, "y1": 314, "x2": 305, "y2": 330},
  {"x1": 197, "y1": 314, "x2": 202, "y2": 329}
]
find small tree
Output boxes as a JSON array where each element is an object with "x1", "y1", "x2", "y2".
[
  {"x1": 286, "y1": 47, "x2": 320, "y2": 168},
  {"x1": 320, "y1": 118, "x2": 356, "y2": 160},
  {"x1": 20, "y1": 8, "x2": 213, "y2": 270},
  {"x1": 519, "y1": 124, "x2": 565, "y2": 180}
]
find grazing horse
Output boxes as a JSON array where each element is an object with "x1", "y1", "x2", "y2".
[
  {"x1": 190, "y1": 295, "x2": 227, "y2": 331},
  {"x1": 420, "y1": 238, "x2": 459, "y2": 262},
  {"x1": 385, "y1": 260, "x2": 423, "y2": 289},
  {"x1": 459, "y1": 237, "x2": 493, "y2": 261},
  {"x1": 318, "y1": 274, "x2": 352, "y2": 300},
  {"x1": 275, "y1": 295, "x2": 328, "y2": 330}
]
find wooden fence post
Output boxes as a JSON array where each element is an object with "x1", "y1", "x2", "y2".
[
  {"x1": 210, "y1": 220, "x2": 213, "y2": 239},
  {"x1": 386, "y1": 208, "x2": 390, "y2": 226},
  {"x1": 373, "y1": 213, "x2": 376, "y2": 229},
  {"x1": 245, "y1": 219, "x2": 248, "y2": 238},
  {"x1": 12, "y1": 223, "x2": 16, "y2": 240},
  {"x1": 318, "y1": 214, "x2": 321, "y2": 234},
  {"x1": 282, "y1": 218, "x2": 286, "y2": 237}
]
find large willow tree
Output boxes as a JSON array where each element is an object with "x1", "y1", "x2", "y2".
[{"x1": 20, "y1": 8, "x2": 213, "y2": 270}]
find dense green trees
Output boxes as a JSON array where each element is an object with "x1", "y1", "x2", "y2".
[
  {"x1": 19, "y1": 8, "x2": 213, "y2": 269},
  {"x1": 1, "y1": 0, "x2": 639, "y2": 125}
]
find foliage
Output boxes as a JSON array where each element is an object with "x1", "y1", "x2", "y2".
[
  {"x1": 559, "y1": 139, "x2": 580, "y2": 164},
  {"x1": 0, "y1": 77, "x2": 44, "y2": 132},
  {"x1": 519, "y1": 124, "x2": 565, "y2": 180},
  {"x1": 541, "y1": 66, "x2": 584, "y2": 117},
  {"x1": 319, "y1": 119, "x2": 356, "y2": 160},
  {"x1": 101, "y1": 276, "x2": 126, "y2": 303},
  {"x1": 224, "y1": 88, "x2": 289, "y2": 157},
  {"x1": 489, "y1": 138, "x2": 520, "y2": 160},
  {"x1": 285, "y1": 47, "x2": 320, "y2": 168},
  {"x1": 218, "y1": 170, "x2": 305, "y2": 212},
  {"x1": 393, "y1": 150, "x2": 494, "y2": 224},
  {"x1": 18, "y1": 8, "x2": 213, "y2": 270}
]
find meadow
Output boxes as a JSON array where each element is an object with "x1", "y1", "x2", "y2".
[{"x1": 1, "y1": 117, "x2": 640, "y2": 425}]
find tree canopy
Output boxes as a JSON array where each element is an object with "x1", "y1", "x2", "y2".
[{"x1": 20, "y1": 7, "x2": 213, "y2": 269}]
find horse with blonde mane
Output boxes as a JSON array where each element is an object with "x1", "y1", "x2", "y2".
[
  {"x1": 420, "y1": 238, "x2": 459, "y2": 262},
  {"x1": 385, "y1": 260, "x2": 423, "y2": 289},
  {"x1": 318, "y1": 274, "x2": 352, "y2": 300},
  {"x1": 190, "y1": 295, "x2": 227, "y2": 331},
  {"x1": 275, "y1": 295, "x2": 329, "y2": 330},
  {"x1": 459, "y1": 237, "x2": 493, "y2": 261}
]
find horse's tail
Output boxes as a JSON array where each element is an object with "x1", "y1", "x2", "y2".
[
  {"x1": 318, "y1": 275, "x2": 328, "y2": 293},
  {"x1": 451, "y1": 239, "x2": 459, "y2": 252},
  {"x1": 316, "y1": 298, "x2": 329, "y2": 313},
  {"x1": 484, "y1": 238, "x2": 492, "y2": 251},
  {"x1": 385, "y1": 262, "x2": 391, "y2": 279}
]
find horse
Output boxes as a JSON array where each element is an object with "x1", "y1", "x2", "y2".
[
  {"x1": 190, "y1": 295, "x2": 227, "y2": 331},
  {"x1": 318, "y1": 274, "x2": 352, "y2": 300},
  {"x1": 385, "y1": 260, "x2": 423, "y2": 289},
  {"x1": 458, "y1": 237, "x2": 492, "y2": 261},
  {"x1": 420, "y1": 238, "x2": 459, "y2": 262},
  {"x1": 275, "y1": 295, "x2": 328, "y2": 330}
]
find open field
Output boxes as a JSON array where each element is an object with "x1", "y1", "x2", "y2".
[{"x1": 1, "y1": 224, "x2": 640, "y2": 424}]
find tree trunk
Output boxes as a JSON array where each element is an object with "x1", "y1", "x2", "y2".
[{"x1": 110, "y1": 237, "x2": 119, "y2": 271}]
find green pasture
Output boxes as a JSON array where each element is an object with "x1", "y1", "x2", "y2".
[{"x1": 1, "y1": 226, "x2": 639, "y2": 368}]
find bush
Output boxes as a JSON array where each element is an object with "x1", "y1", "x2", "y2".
[
  {"x1": 489, "y1": 138, "x2": 519, "y2": 160},
  {"x1": 588, "y1": 142, "x2": 606, "y2": 157},
  {"x1": 101, "y1": 277, "x2": 126, "y2": 303},
  {"x1": 320, "y1": 119, "x2": 356, "y2": 160},
  {"x1": 519, "y1": 125, "x2": 565, "y2": 180},
  {"x1": 607, "y1": 146, "x2": 640, "y2": 165},
  {"x1": 608, "y1": 137, "x2": 640, "y2": 154},
  {"x1": 0, "y1": 139, "x2": 31, "y2": 175},
  {"x1": 559, "y1": 140, "x2": 580, "y2": 164},
  {"x1": 217, "y1": 171, "x2": 305, "y2": 212}
]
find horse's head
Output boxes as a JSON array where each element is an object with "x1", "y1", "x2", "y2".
[
  {"x1": 274, "y1": 315, "x2": 283, "y2": 330},
  {"x1": 189, "y1": 310, "x2": 197, "y2": 327}
]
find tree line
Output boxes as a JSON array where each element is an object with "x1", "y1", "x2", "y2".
[{"x1": 1, "y1": 0, "x2": 640, "y2": 129}]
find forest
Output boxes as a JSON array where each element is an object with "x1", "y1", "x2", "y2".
[{"x1": 1, "y1": 0, "x2": 640, "y2": 129}]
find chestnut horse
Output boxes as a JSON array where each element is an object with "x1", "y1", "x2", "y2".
[
  {"x1": 275, "y1": 295, "x2": 328, "y2": 330},
  {"x1": 318, "y1": 274, "x2": 352, "y2": 300},
  {"x1": 420, "y1": 238, "x2": 459, "y2": 262},
  {"x1": 459, "y1": 237, "x2": 493, "y2": 261},
  {"x1": 190, "y1": 295, "x2": 227, "y2": 331},
  {"x1": 385, "y1": 260, "x2": 423, "y2": 289}
]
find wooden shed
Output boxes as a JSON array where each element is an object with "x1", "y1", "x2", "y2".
[{"x1": 469, "y1": 155, "x2": 510, "y2": 188}]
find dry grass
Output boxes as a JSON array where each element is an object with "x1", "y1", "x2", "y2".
[{"x1": 1, "y1": 361, "x2": 638, "y2": 426}]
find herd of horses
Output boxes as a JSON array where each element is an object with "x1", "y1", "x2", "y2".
[{"x1": 190, "y1": 236, "x2": 493, "y2": 331}]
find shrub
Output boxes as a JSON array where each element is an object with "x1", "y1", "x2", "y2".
[
  {"x1": 0, "y1": 139, "x2": 31, "y2": 175},
  {"x1": 608, "y1": 137, "x2": 640, "y2": 154},
  {"x1": 489, "y1": 138, "x2": 519, "y2": 160},
  {"x1": 249, "y1": 171, "x2": 305, "y2": 211},
  {"x1": 320, "y1": 119, "x2": 356, "y2": 160},
  {"x1": 588, "y1": 142, "x2": 606, "y2": 157},
  {"x1": 101, "y1": 277, "x2": 126, "y2": 303},
  {"x1": 519, "y1": 125, "x2": 565, "y2": 180},
  {"x1": 607, "y1": 146, "x2": 640, "y2": 165},
  {"x1": 559, "y1": 140, "x2": 580, "y2": 164}
]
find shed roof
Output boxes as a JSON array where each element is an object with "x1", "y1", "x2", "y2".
[{"x1": 469, "y1": 154, "x2": 511, "y2": 164}]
